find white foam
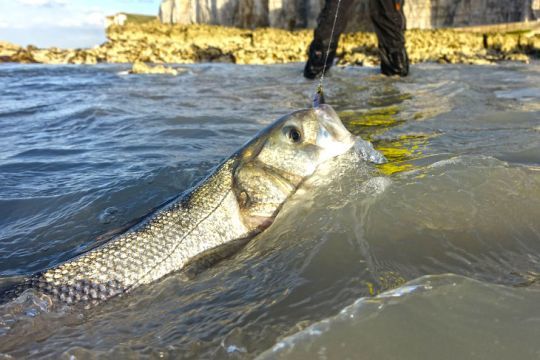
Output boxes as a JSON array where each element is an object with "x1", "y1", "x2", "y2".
[{"x1": 354, "y1": 138, "x2": 386, "y2": 164}]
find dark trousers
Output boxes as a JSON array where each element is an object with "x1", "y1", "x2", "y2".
[{"x1": 310, "y1": 0, "x2": 408, "y2": 76}]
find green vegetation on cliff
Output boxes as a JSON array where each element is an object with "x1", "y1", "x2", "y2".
[{"x1": 124, "y1": 14, "x2": 155, "y2": 24}]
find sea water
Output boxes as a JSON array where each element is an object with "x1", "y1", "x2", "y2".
[{"x1": 0, "y1": 62, "x2": 539, "y2": 358}]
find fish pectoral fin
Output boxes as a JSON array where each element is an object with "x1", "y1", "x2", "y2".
[
  {"x1": 0, "y1": 274, "x2": 31, "y2": 304},
  {"x1": 182, "y1": 235, "x2": 256, "y2": 279}
]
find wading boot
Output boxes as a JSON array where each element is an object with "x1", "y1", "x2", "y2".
[
  {"x1": 379, "y1": 46, "x2": 409, "y2": 77},
  {"x1": 304, "y1": 42, "x2": 336, "y2": 79}
]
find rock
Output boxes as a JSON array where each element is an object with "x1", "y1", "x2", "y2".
[
  {"x1": 0, "y1": 41, "x2": 23, "y2": 62},
  {"x1": 0, "y1": 22, "x2": 538, "y2": 66},
  {"x1": 158, "y1": 0, "x2": 537, "y2": 31},
  {"x1": 130, "y1": 61, "x2": 181, "y2": 75},
  {"x1": 106, "y1": 13, "x2": 128, "y2": 28},
  {"x1": 158, "y1": 0, "x2": 305, "y2": 29},
  {"x1": 0, "y1": 42, "x2": 40, "y2": 63},
  {"x1": 12, "y1": 46, "x2": 38, "y2": 63},
  {"x1": 505, "y1": 53, "x2": 530, "y2": 63},
  {"x1": 192, "y1": 45, "x2": 235, "y2": 62}
]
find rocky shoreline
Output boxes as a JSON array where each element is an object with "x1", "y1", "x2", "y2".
[{"x1": 1, "y1": 21, "x2": 539, "y2": 69}]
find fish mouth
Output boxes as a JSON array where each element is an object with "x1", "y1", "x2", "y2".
[{"x1": 313, "y1": 104, "x2": 357, "y2": 158}]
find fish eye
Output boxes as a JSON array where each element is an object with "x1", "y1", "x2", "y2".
[{"x1": 283, "y1": 126, "x2": 302, "y2": 144}]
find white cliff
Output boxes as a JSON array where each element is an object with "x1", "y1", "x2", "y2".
[{"x1": 159, "y1": 0, "x2": 538, "y2": 30}]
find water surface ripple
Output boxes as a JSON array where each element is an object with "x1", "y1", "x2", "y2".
[{"x1": 0, "y1": 62, "x2": 539, "y2": 358}]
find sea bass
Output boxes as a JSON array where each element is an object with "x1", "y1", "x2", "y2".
[{"x1": 11, "y1": 104, "x2": 357, "y2": 305}]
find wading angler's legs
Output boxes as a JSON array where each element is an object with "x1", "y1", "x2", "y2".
[
  {"x1": 304, "y1": 0, "x2": 355, "y2": 79},
  {"x1": 305, "y1": 0, "x2": 409, "y2": 78},
  {"x1": 369, "y1": 0, "x2": 409, "y2": 76}
]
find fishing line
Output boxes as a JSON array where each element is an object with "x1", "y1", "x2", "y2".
[{"x1": 313, "y1": 0, "x2": 343, "y2": 107}]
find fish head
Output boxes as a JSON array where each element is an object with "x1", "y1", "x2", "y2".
[
  {"x1": 234, "y1": 104, "x2": 356, "y2": 230},
  {"x1": 253, "y1": 104, "x2": 356, "y2": 177}
]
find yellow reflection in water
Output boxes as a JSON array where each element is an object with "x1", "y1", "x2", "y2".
[
  {"x1": 375, "y1": 134, "x2": 433, "y2": 175},
  {"x1": 340, "y1": 106, "x2": 402, "y2": 138},
  {"x1": 340, "y1": 106, "x2": 433, "y2": 175},
  {"x1": 364, "y1": 271, "x2": 408, "y2": 296},
  {"x1": 340, "y1": 104, "x2": 426, "y2": 296}
]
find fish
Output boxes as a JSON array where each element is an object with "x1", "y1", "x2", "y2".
[{"x1": 5, "y1": 104, "x2": 358, "y2": 306}]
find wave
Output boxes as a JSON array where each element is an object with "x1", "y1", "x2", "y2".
[{"x1": 258, "y1": 274, "x2": 540, "y2": 360}]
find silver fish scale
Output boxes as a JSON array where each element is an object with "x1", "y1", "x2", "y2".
[
  {"x1": 2, "y1": 104, "x2": 358, "y2": 307},
  {"x1": 31, "y1": 158, "x2": 251, "y2": 304}
]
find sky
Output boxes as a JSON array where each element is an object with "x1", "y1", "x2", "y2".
[{"x1": 0, "y1": 0, "x2": 161, "y2": 48}]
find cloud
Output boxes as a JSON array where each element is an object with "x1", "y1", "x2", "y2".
[
  {"x1": 85, "y1": 11, "x2": 106, "y2": 27},
  {"x1": 17, "y1": 0, "x2": 67, "y2": 6},
  {"x1": 3, "y1": 2, "x2": 106, "y2": 29},
  {"x1": 1, "y1": 0, "x2": 159, "y2": 47},
  {"x1": 57, "y1": 10, "x2": 106, "y2": 28},
  {"x1": 119, "y1": 0, "x2": 156, "y2": 3}
]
